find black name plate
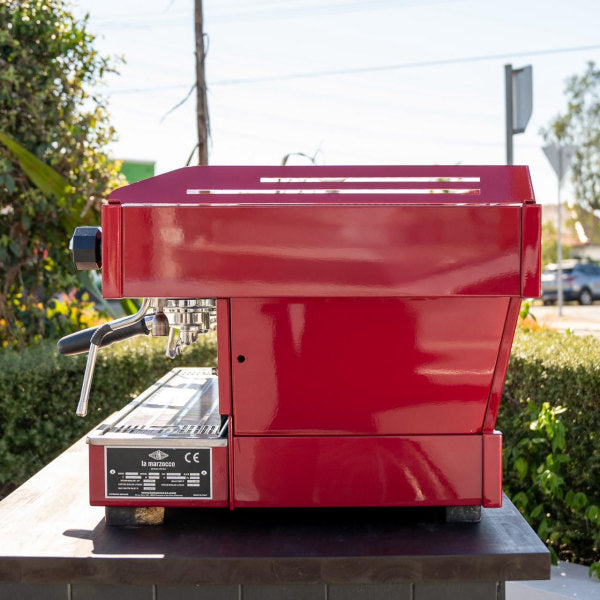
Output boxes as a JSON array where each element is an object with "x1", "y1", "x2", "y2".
[{"x1": 105, "y1": 447, "x2": 211, "y2": 499}]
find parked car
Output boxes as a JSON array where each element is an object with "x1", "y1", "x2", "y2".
[{"x1": 541, "y1": 260, "x2": 600, "y2": 305}]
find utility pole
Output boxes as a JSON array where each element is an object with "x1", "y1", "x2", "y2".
[{"x1": 195, "y1": 0, "x2": 209, "y2": 165}]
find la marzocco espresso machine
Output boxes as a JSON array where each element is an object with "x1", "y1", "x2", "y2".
[{"x1": 58, "y1": 165, "x2": 541, "y2": 525}]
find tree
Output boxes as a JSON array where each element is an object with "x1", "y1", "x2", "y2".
[
  {"x1": 541, "y1": 61, "x2": 600, "y2": 214},
  {"x1": 541, "y1": 220, "x2": 571, "y2": 269},
  {"x1": 0, "y1": 0, "x2": 124, "y2": 347}
]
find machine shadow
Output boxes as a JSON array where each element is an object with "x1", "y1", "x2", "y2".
[{"x1": 64, "y1": 506, "x2": 487, "y2": 559}]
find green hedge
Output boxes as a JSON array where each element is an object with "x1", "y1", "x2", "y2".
[
  {"x1": 0, "y1": 335, "x2": 216, "y2": 497},
  {"x1": 499, "y1": 327, "x2": 600, "y2": 567},
  {"x1": 2, "y1": 324, "x2": 600, "y2": 570}
]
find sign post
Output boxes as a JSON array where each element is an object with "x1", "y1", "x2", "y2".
[
  {"x1": 505, "y1": 65, "x2": 533, "y2": 165},
  {"x1": 542, "y1": 144, "x2": 577, "y2": 316}
]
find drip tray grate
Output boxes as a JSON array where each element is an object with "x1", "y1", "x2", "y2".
[
  {"x1": 88, "y1": 368, "x2": 227, "y2": 446},
  {"x1": 108, "y1": 424, "x2": 220, "y2": 437}
]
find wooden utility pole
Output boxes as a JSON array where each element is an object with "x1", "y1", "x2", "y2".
[{"x1": 195, "y1": 0, "x2": 209, "y2": 165}]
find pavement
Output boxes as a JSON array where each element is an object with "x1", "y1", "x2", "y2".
[
  {"x1": 507, "y1": 561, "x2": 599, "y2": 599},
  {"x1": 529, "y1": 303, "x2": 600, "y2": 338}
]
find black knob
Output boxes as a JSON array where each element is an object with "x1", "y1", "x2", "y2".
[{"x1": 70, "y1": 226, "x2": 102, "y2": 270}]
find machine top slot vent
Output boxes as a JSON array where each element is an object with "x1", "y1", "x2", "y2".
[
  {"x1": 185, "y1": 187, "x2": 480, "y2": 195},
  {"x1": 186, "y1": 174, "x2": 481, "y2": 196},
  {"x1": 260, "y1": 177, "x2": 480, "y2": 183}
]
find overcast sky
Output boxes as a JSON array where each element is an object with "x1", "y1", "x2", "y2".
[{"x1": 74, "y1": 0, "x2": 600, "y2": 205}]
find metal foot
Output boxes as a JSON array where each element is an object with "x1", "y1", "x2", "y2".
[
  {"x1": 445, "y1": 505, "x2": 481, "y2": 523},
  {"x1": 105, "y1": 506, "x2": 165, "y2": 527}
]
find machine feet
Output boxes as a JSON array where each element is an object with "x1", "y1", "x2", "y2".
[
  {"x1": 445, "y1": 505, "x2": 481, "y2": 523},
  {"x1": 105, "y1": 506, "x2": 165, "y2": 527}
]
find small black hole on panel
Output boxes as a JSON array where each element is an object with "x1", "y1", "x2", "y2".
[{"x1": 237, "y1": 355, "x2": 246, "y2": 363}]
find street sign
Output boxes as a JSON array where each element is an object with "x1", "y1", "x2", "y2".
[
  {"x1": 542, "y1": 143, "x2": 578, "y2": 317},
  {"x1": 542, "y1": 144, "x2": 577, "y2": 182},
  {"x1": 512, "y1": 66, "x2": 533, "y2": 134}
]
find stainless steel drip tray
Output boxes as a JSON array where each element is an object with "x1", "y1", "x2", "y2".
[{"x1": 88, "y1": 368, "x2": 227, "y2": 447}]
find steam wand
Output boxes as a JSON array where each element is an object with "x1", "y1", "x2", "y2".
[{"x1": 76, "y1": 298, "x2": 151, "y2": 417}]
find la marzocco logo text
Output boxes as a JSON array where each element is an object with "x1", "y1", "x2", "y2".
[{"x1": 141, "y1": 450, "x2": 175, "y2": 468}]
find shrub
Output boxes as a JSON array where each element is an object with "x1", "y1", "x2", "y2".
[
  {"x1": 0, "y1": 335, "x2": 217, "y2": 497},
  {"x1": 0, "y1": 0, "x2": 124, "y2": 346},
  {"x1": 499, "y1": 327, "x2": 600, "y2": 567},
  {"x1": 0, "y1": 289, "x2": 106, "y2": 350}
]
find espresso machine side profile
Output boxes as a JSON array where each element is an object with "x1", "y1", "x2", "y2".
[{"x1": 58, "y1": 165, "x2": 541, "y2": 524}]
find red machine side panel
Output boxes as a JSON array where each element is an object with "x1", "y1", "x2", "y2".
[
  {"x1": 233, "y1": 436, "x2": 483, "y2": 507},
  {"x1": 482, "y1": 431, "x2": 503, "y2": 508},
  {"x1": 117, "y1": 205, "x2": 522, "y2": 298},
  {"x1": 216, "y1": 299, "x2": 232, "y2": 416},
  {"x1": 101, "y1": 204, "x2": 122, "y2": 298},
  {"x1": 231, "y1": 297, "x2": 509, "y2": 436},
  {"x1": 483, "y1": 297, "x2": 521, "y2": 432},
  {"x1": 522, "y1": 204, "x2": 542, "y2": 298}
]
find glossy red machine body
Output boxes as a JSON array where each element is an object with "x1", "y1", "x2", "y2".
[{"x1": 91, "y1": 165, "x2": 540, "y2": 509}]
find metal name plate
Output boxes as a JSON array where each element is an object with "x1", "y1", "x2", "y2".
[{"x1": 105, "y1": 446, "x2": 212, "y2": 499}]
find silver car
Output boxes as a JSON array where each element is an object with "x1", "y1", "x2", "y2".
[{"x1": 541, "y1": 260, "x2": 600, "y2": 305}]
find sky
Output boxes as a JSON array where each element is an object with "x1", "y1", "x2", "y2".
[{"x1": 73, "y1": 0, "x2": 600, "y2": 206}]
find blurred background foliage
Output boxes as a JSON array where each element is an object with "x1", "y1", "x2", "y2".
[
  {"x1": 0, "y1": 0, "x2": 124, "y2": 348},
  {"x1": 541, "y1": 61, "x2": 600, "y2": 214},
  {"x1": 541, "y1": 221, "x2": 572, "y2": 269}
]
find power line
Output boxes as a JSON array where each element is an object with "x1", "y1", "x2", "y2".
[
  {"x1": 108, "y1": 44, "x2": 600, "y2": 94},
  {"x1": 207, "y1": 0, "x2": 445, "y2": 24},
  {"x1": 111, "y1": 84, "x2": 191, "y2": 95},
  {"x1": 88, "y1": 0, "x2": 448, "y2": 29},
  {"x1": 213, "y1": 43, "x2": 600, "y2": 86}
]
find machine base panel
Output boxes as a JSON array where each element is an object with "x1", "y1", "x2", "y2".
[{"x1": 233, "y1": 433, "x2": 502, "y2": 508}]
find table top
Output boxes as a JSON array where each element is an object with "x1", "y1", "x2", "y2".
[{"x1": 0, "y1": 437, "x2": 550, "y2": 586}]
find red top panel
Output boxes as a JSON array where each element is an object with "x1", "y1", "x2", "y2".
[
  {"x1": 101, "y1": 165, "x2": 539, "y2": 299},
  {"x1": 108, "y1": 165, "x2": 535, "y2": 206}
]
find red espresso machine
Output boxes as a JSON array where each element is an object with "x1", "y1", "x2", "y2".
[{"x1": 58, "y1": 165, "x2": 541, "y2": 523}]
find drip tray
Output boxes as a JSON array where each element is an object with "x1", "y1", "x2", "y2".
[{"x1": 88, "y1": 368, "x2": 227, "y2": 447}]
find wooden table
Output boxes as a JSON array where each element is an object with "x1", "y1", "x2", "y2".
[{"x1": 0, "y1": 437, "x2": 549, "y2": 600}]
